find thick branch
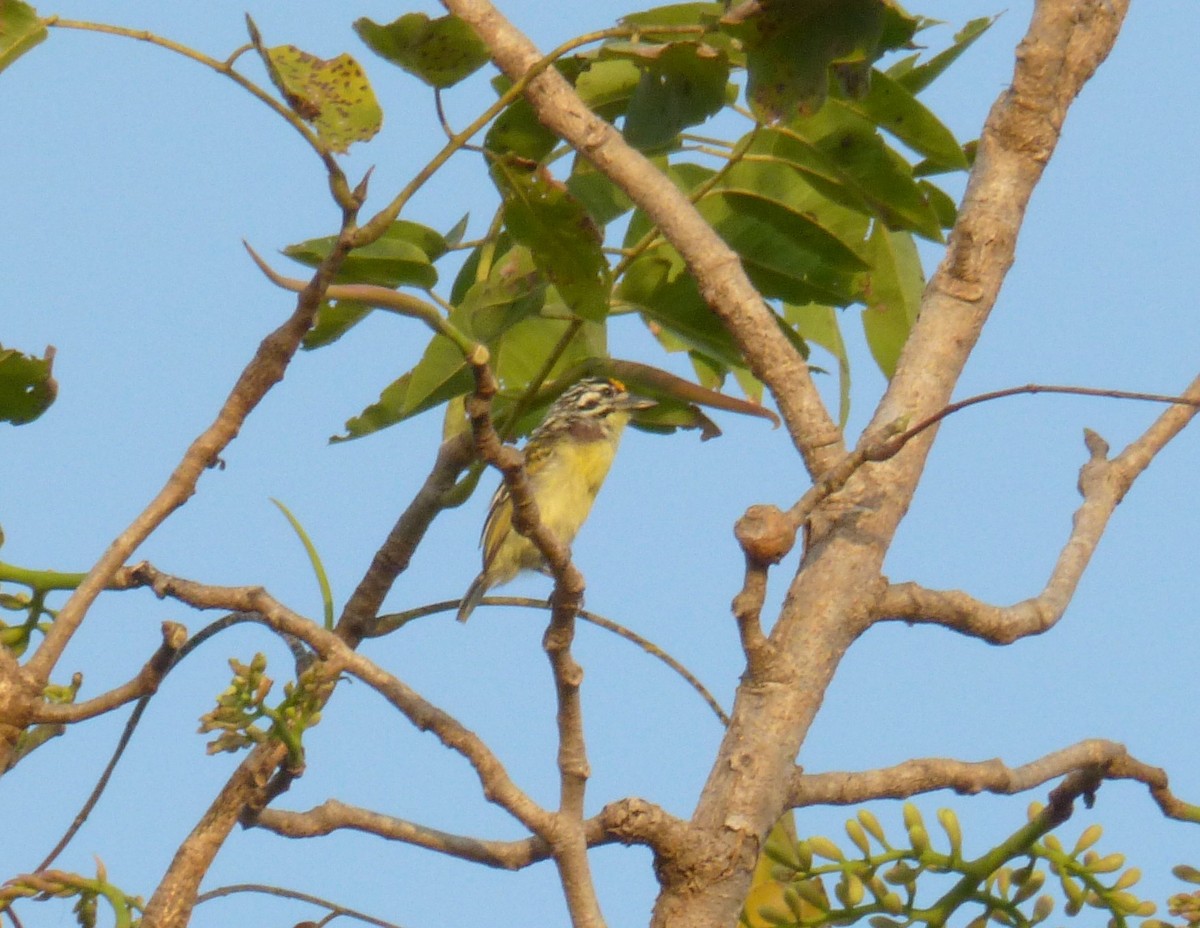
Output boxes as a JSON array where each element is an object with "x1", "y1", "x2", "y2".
[
  {"x1": 877, "y1": 374, "x2": 1200, "y2": 643},
  {"x1": 440, "y1": 0, "x2": 841, "y2": 475},
  {"x1": 653, "y1": 5, "x2": 1133, "y2": 928},
  {"x1": 790, "y1": 739, "x2": 1200, "y2": 823}
]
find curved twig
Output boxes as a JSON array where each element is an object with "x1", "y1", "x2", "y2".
[
  {"x1": 195, "y1": 883, "x2": 401, "y2": 928},
  {"x1": 373, "y1": 597, "x2": 729, "y2": 726}
]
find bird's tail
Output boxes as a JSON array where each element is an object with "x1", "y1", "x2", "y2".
[{"x1": 456, "y1": 574, "x2": 489, "y2": 623}]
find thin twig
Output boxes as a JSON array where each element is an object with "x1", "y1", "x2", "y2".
[
  {"x1": 372, "y1": 598, "x2": 729, "y2": 725},
  {"x1": 195, "y1": 883, "x2": 402, "y2": 928},
  {"x1": 876, "y1": 373, "x2": 1200, "y2": 643},
  {"x1": 33, "y1": 613, "x2": 260, "y2": 872}
]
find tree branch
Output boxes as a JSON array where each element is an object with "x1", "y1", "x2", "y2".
[
  {"x1": 790, "y1": 739, "x2": 1200, "y2": 824},
  {"x1": 255, "y1": 795, "x2": 691, "y2": 868},
  {"x1": 28, "y1": 621, "x2": 186, "y2": 724},
  {"x1": 123, "y1": 562, "x2": 555, "y2": 837},
  {"x1": 876, "y1": 373, "x2": 1200, "y2": 643},
  {"x1": 17, "y1": 225, "x2": 356, "y2": 743},
  {"x1": 440, "y1": 0, "x2": 842, "y2": 477},
  {"x1": 462, "y1": 362, "x2": 602, "y2": 927}
]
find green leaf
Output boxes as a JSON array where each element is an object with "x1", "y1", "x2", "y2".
[
  {"x1": 621, "y1": 2, "x2": 726, "y2": 31},
  {"x1": 567, "y1": 157, "x2": 634, "y2": 225},
  {"x1": 302, "y1": 300, "x2": 371, "y2": 350},
  {"x1": 893, "y1": 17, "x2": 996, "y2": 95},
  {"x1": 618, "y1": 247, "x2": 743, "y2": 367},
  {"x1": 860, "y1": 225, "x2": 923, "y2": 378},
  {"x1": 484, "y1": 92, "x2": 558, "y2": 161},
  {"x1": 492, "y1": 158, "x2": 612, "y2": 321},
  {"x1": 249, "y1": 20, "x2": 382, "y2": 153},
  {"x1": 284, "y1": 220, "x2": 446, "y2": 289},
  {"x1": 724, "y1": 0, "x2": 917, "y2": 121},
  {"x1": 574, "y1": 58, "x2": 643, "y2": 121},
  {"x1": 791, "y1": 103, "x2": 944, "y2": 240},
  {"x1": 353, "y1": 13, "x2": 489, "y2": 89},
  {"x1": 270, "y1": 499, "x2": 334, "y2": 630},
  {"x1": 0, "y1": 344, "x2": 56, "y2": 425},
  {"x1": 746, "y1": 127, "x2": 874, "y2": 215},
  {"x1": 621, "y1": 42, "x2": 730, "y2": 151},
  {"x1": 841, "y1": 69, "x2": 967, "y2": 170},
  {"x1": 335, "y1": 369, "x2": 467, "y2": 442},
  {"x1": 494, "y1": 317, "x2": 602, "y2": 390},
  {"x1": 408, "y1": 253, "x2": 541, "y2": 414},
  {"x1": 786, "y1": 303, "x2": 850, "y2": 426},
  {"x1": 697, "y1": 190, "x2": 867, "y2": 305},
  {"x1": 920, "y1": 179, "x2": 958, "y2": 229},
  {"x1": 0, "y1": 0, "x2": 46, "y2": 75},
  {"x1": 629, "y1": 400, "x2": 721, "y2": 440}
]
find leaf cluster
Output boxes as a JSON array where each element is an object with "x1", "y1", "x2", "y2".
[
  {"x1": 743, "y1": 803, "x2": 1165, "y2": 928},
  {"x1": 284, "y1": 2, "x2": 992, "y2": 441},
  {"x1": 199, "y1": 653, "x2": 328, "y2": 767}
]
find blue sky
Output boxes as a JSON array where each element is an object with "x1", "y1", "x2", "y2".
[{"x1": 3, "y1": 2, "x2": 1198, "y2": 926}]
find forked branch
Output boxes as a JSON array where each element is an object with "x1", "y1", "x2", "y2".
[{"x1": 876, "y1": 374, "x2": 1200, "y2": 643}]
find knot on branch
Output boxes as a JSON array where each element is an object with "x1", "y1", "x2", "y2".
[
  {"x1": 735, "y1": 504, "x2": 795, "y2": 567},
  {"x1": 1078, "y1": 428, "x2": 1111, "y2": 497}
]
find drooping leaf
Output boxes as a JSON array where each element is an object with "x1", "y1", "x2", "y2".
[
  {"x1": 840, "y1": 69, "x2": 967, "y2": 170},
  {"x1": 248, "y1": 19, "x2": 382, "y2": 153},
  {"x1": 334, "y1": 370, "x2": 465, "y2": 442},
  {"x1": 860, "y1": 225, "x2": 924, "y2": 378},
  {"x1": 891, "y1": 16, "x2": 996, "y2": 95},
  {"x1": 786, "y1": 303, "x2": 850, "y2": 426},
  {"x1": 284, "y1": 220, "x2": 446, "y2": 289},
  {"x1": 353, "y1": 13, "x2": 489, "y2": 89},
  {"x1": 630, "y1": 400, "x2": 722, "y2": 440},
  {"x1": 618, "y1": 247, "x2": 743, "y2": 367},
  {"x1": 492, "y1": 157, "x2": 612, "y2": 321},
  {"x1": 620, "y1": 42, "x2": 730, "y2": 151},
  {"x1": 302, "y1": 300, "x2": 371, "y2": 350},
  {"x1": 0, "y1": 345, "x2": 56, "y2": 425},
  {"x1": 0, "y1": 0, "x2": 46, "y2": 75}
]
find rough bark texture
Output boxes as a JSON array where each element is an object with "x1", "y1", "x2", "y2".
[{"x1": 650, "y1": 2, "x2": 1131, "y2": 925}]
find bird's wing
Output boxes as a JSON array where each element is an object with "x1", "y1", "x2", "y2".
[{"x1": 480, "y1": 483, "x2": 513, "y2": 569}]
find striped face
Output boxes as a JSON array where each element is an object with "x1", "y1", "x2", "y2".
[{"x1": 529, "y1": 378, "x2": 645, "y2": 447}]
